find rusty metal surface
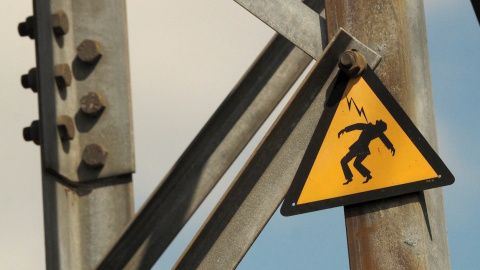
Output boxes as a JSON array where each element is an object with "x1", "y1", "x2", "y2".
[
  {"x1": 35, "y1": 0, "x2": 134, "y2": 183},
  {"x1": 174, "y1": 29, "x2": 381, "y2": 270},
  {"x1": 325, "y1": 0, "x2": 450, "y2": 269},
  {"x1": 338, "y1": 50, "x2": 367, "y2": 77}
]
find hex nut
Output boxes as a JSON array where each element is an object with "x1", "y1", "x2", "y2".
[
  {"x1": 77, "y1": 39, "x2": 103, "y2": 64},
  {"x1": 54, "y1": 64, "x2": 72, "y2": 88},
  {"x1": 338, "y1": 50, "x2": 367, "y2": 77},
  {"x1": 80, "y1": 92, "x2": 107, "y2": 116},
  {"x1": 57, "y1": 115, "x2": 75, "y2": 141},
  {"x1": 21, "y1": 68, "x2": 38, "y2": 92},
  {"x1": 51, "y1": 10, "x2": 69, "y2": 36},
  {"x1": 23, "y1": 120, "x2": 40, "y2": 145},
  {"x1": 83, "y1": 143, "x2": 109, "y2": 168},
  {"x1": 18, "y1": 16, "x2": 35, "y2": 39}
]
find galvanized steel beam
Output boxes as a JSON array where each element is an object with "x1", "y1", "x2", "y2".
[
  {"x1": 325, "y1": 0, "x2": 451, "y2": 269},
  {"x1": 97, "y1": 37, "x2": 309, "y2": 269},
  {"x1": 174, "y1": 29, "x2": 381, "y2": 270},
  {"x1": 234, "y1": 0, "x2": 327, "y2": 59},
  {"x1": 30, "y1": 0, "x2": 134, "y2": 268},
  {"x1": 97, "y1": 1, "x2": 327, "y2": 268}
]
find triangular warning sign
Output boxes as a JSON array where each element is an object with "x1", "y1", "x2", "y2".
[{"x1": 281, "y1": 67, "x2": 454, "y2": 216}]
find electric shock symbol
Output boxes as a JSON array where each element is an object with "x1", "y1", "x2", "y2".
[{"x1": 338, "y1": 120, "x2": 395, "y2": 185}]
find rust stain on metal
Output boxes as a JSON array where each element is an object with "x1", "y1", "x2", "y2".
[
  {"x1": 338, "y1": 50, "x2": 367, "y2": 77},
  {"x1": 325, "y1": 0, "x2": 443, "y2": 269},
  {"x1": 326, "y1": 0, "x2": 414, "y2": 115}
]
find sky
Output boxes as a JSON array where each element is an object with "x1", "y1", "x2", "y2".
[{"x1": 1, "y1": 0, "x2": 479, "y2": 269}]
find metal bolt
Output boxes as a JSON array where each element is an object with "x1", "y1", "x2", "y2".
[
  {"x1": 339, "y1": 52, "x2": 355, "y2": 69},
  {"x1": 21, "y1": 68, "x2": 38, "y2": 93},
  {"x1": 338, "y1": 50, "x2": 367, "y2": 77},
  {"x1": 51, "y1": 10, "x2": 69, "y2": 36},
  {"x1": 83, "y1": 143, "x2": 109, "y2": 168},
  {"x1": 18, "y1": 16, "x2": 35, "y2": 39},
  {"x1": 57, "y1": 115, "x2": 75, "y2": 141},
  {"x1": 23, "y1": 120, "x2": 40, "y2": 145},
  {"x1": 54, "y1": 64, "x2": 72, "y2": 88},
  {"x1": 77, "y1": 39, "x2": 103, "y2": 64},
  {"x1": 80, "y1": 92, "x2": 107, "y2": 116}
]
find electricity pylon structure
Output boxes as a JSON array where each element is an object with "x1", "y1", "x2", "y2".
[{"x1": 19, "y1": 0, "x2": 450, "y2": 269}]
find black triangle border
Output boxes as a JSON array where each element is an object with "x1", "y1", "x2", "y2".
[{"x1": 281, "y1": 67, "x2": 454, "y2": 216}]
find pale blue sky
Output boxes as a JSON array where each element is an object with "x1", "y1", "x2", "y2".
[{"x1": 1, "y1": 1, "x2": 478, "y2": 269}]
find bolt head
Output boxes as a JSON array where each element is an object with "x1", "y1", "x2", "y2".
[
  {"x1": 51, "y1": 11, "x2": 69, "y2": 36},
  {"x1": 23, "y1": 120, "x2": 40, "y2": 145},
  {"x1": 21, "y1": 68, "x2": 38, "y2": 92},
  {"x1": 54, "y1": 64, "x2": 72, "y2": 88},
  {"x1": 339, "y1": 52, "x2": 356, "y2": 69},
  {"x1": 77, "y1": 39, "x2": 103, "y2": 64},
  {"x1": 83, "y1": 143, "x2": 109, "y2": 168},
  {"x1": 80, "y1": 92, "x2": 107, "y2": 116},
  {"x1": 57, "y1": 115, "x2": 75, "y2": 141},
  {"x1": 21, "y1": 74, "x2": 30, "y2": 88},
  {"x1": 18, "y1": 16, "x2": 35, "y2": 39},
  {"x1": 338, "y1": 50, "x2": 367, "y2": 78}
]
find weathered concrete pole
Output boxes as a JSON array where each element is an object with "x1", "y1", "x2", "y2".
[{"x1": 324, "y1": 0, "x2": 450, "y2": 269}]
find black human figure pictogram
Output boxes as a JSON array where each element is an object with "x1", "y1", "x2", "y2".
[{"x1": 337, "y1": 120, "x2": 395, "y2": 185}]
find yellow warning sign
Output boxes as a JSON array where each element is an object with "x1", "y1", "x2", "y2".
[
  {"x1": 281, "y1": 67, "x2": 453, "y2": 216},
  {"x1": 298, "y1": 76, "x2": 436, "y2": 204}
]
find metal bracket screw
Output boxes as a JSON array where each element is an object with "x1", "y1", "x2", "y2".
[
  {"x1": 51, "y1": 10, "x2": 69, "y2": 36},
  {"x1": 80, "y1": 92, "x2": 107, "y2": 116},
  {"x1": 54, "y1": 64, "x2": 72, "y2": 88},
  {"x1": 21, "y1": 68, "x2": 38, "y2": 93},
  {"x1": 57, "y1": 115, "x2": 75, "y2": 141},
  {"x1": 83, "y1": 143, "x2": 109, "y2": 168},
  {"x1": 338, "y1": 50, "x2": 367, "y2": 77},
  {"x1": 77, "y1": 39, "x2": 103, "y2": 64},
  {"x1": 23, "y1": 120, "x2": 40, "y2": 145},
  {"x1": 18, "y1": 16, "x2": 35, "y2": 39}
]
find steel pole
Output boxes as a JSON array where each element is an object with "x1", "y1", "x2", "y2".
[{"x1": 325, "y1": 0, "x2": 450, "y2": 269}]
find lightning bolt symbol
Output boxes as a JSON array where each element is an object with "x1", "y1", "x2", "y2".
[{"x1": 346, "y1": 96, "x2": 368, "y2": 123}]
